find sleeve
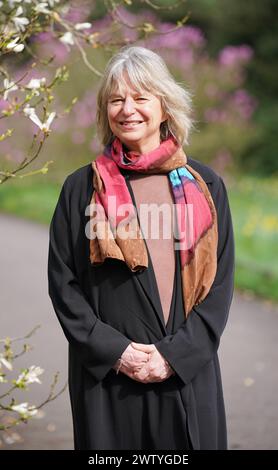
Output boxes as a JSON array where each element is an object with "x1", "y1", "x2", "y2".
[
  {"x1": 155, "y1": 176, "x2": 235, "y2": 385},
  {"x1": 47, "y1": 179, "x2": 131, "y2": 382}
]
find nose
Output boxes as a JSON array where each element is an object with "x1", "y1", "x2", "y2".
[{"x1": 122, "y1": 96, "x2": 136, "y2": 115}]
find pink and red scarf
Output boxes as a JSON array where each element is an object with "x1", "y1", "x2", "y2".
[{"x1": 89, "y1": 135, "x2": 218, "y2": 317}]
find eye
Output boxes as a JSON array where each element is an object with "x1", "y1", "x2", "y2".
[
  {"x1": 136, "y1": 97, "x2": 147, "y2": 101},
  {"x1": 111, "y1": 99, "x2": 123, "y2": 103}
]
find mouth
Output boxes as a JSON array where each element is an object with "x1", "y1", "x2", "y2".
[{"x1": 119, "y1": 120, "x2": 144, "y2": 128}]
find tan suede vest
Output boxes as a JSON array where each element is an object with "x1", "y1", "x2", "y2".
[{"x1": 129, "y1": 173, "x2": 175, "y2": 325}]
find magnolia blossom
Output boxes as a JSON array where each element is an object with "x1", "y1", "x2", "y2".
[
  {"x1": 8, "y1": 0, "x2": 23, "y2": 7},
  {"x1": 6, "y1": 37, "x2": 25, "y2": 53},
  {"x1": 0, "y1": 354, "x2": 13, "y2": 371},
  {"x1": 3, "y1": 79, "x2": 18, "y2": 101},
  {"x1": 11, "y1": 402, "x2": 38, "y2": 417},
  {"x1": 218, "y1": 45, "x2": 253, "y2": 67},
  {"x1": 16, "y1": 365, "x2": 44, "y2": 385},
  {"x1": 47, "y1": 0, "x2": 60, "y2": 7},
  {"x1": 8, "y1": 0, "x2": 32, "y2": 7},
  {"x1": 59, "y1": 32, "x2": 74, "y2": 49},
  {"x1": 23, "y1": 104, "x2": 36, "y2": 116},
  {"x1": 23, "y1": 106, "x2": 56, "y2": 132},
  {"x1": 12, "y1": 6, "x2": 30, "y2": 32},
  {"x1": 74, "y1": 22, "x2": 92, "y2": 31},
  {"x1": 25, "y1": 77, "x2": 46, "y2": 90},
  {"x1": 34, "y1": 3, "x2": 51, "y2": 15}
]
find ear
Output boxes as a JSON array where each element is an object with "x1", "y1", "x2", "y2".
[{"x1": 161, "y1": 108, "x2": 168, "y2": 123}]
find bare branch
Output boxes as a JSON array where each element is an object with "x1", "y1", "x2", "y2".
[
  {"x1": 142, "y1": 0, "x2": 187, "y2": 11},
  {"x1": 0, "y1": 325, "x2": 41, "y2": 344}
]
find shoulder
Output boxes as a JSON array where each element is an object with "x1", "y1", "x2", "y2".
[
  {"x1": 57, "y1": 163, "x2": 93, "y2": 211},
  {"x1": 188, "y1": 157, "x2": 230, "y2": 211},
  {"x1": 187, "y1": 156, "x2": 221, "y2": 186},
  {"x1": 63, "y1": 163, "x2": 93, "y2": 190}
]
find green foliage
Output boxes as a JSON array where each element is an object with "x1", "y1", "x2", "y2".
[
  {"x1": 241, "y1": 102, "x2": 278, "y2": 176},
  {"x1": 0, "y1": 177, "x2": 60, "y2": 224},
  {"x1": 229, "y1": 175, "x2": 278, "y2": 302},
  {"x1": 126, "y1": 0, "x2": 278, "y2": 175}
]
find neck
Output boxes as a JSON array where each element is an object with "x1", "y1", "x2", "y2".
[{"x1": 122, "y1": 137, "x2": 161, "y2": 155}]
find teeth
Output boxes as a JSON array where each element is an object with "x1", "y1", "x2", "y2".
[{"x1": 122, "y1": 121, "x2": 142, "y2": 125}]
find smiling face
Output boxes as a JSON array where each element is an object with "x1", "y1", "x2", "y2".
[{"x1": 107, "y1": 75, "x2": 167, "y2": 154}]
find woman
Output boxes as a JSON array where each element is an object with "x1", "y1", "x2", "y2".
[{"x1": 48, "y1": 45, "x2": 235, "y2": 450}]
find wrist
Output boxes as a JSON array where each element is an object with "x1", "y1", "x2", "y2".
[
  {"x1": 114, "y1": 357, "x2": 123, "y2": 374},
  {"x1": 165, "y1": 360, "x2": 175, "y2": 376}
]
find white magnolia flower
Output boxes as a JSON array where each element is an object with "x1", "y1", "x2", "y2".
[
  {"x1": 74, "y1": 23, "x2": 92, "y2": 31},
  {"x1": 25, "y1": 77, "x2": 46, "y2": 90},
  {"x1": 23, "y1": 104, "x2": 36, "y2": 116},
  {"x1": 25, "y1": 108, "x2": 56, "y2": 132},
  {"x1": 0, "y1": 354, "x2": 13, "y2": 371},
  {"x1": 8, "y1": 0, "x2": 23, "y2": 7},
  {"x1": 11, "y1": 402, "x2": 38, "y2": 417},
  {"x1": 47, "y1": 0, "x2": 60, "y2": 7},
  {"x1": 12, "y1": 6, "x2": 30, "y2": 32},
  {"x1": 16, "y1": 365, "x2": 44, "y2": 385},
  {"x1": 6, "y1": 37, "x2": 25, "y2": 53},
  {"x1": 59, "y1": 32, "x2": 74, "y2": 49},
  {"x1": 3, "y1": 79, "x2": 18, "y2": 101},
  {"x1": 34, "y1": 3, "x2": 51, "y2": 14}
]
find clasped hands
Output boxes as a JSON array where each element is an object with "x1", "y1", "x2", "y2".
[{"x1": 115, "y1": 342, "x2": 174, "y2": 383}]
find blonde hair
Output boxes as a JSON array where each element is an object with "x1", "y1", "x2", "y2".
[{"x1": 96, "y1": 45, "x2": 194, "y2": 147}]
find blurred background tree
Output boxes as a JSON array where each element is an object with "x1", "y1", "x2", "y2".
[{"x1": 128, "y1": 0, "x2": 278, "y2": 175}]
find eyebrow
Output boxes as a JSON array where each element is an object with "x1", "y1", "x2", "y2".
[
  {"x1": 109, "y1": 91, "x2": 147, "y2": 99},
  {"x1": 109, "y1": 94, "x2": 123, "y2": 98}
]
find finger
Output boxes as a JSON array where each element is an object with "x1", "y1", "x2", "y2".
[
  {"x1": 133, "y1": 351, "x2": 150, "y2": 361},
  {"x1": 131, "y1": 342, "x2": 155, "y2": 352},
  {"x1": 131, "y1": 374, "x2": 148, "y2": 384},
  {"x1": 123, "y1": 367, "x2": 148, "y2": 383},
  {"x1": 133, "y1": 364, "x2": 147, "y2": 376},
  {"x1": 133, "y1": 372, "x2": 149, "y2": 383},
  {"x1": 120, "y1": 366, "x2": 139, "y2": 380}
]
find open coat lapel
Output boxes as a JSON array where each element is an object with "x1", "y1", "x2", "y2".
[
  {"x1": 123, "y1": 160, "x2": 214, "y2": 336},
  {"x1": 125, "y1": 175, "x2": 168, "y2": 335}
]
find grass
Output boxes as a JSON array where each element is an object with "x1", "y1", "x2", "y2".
[
  {"x1": 0, "y1": 177, "x2": 61, "y2": 225},
  {"x1": 1, "y1": 173, "x2": 278, "y2": 304},
  {"x1": 228, "y1": 175, "x2": 278, "y2": 303}
]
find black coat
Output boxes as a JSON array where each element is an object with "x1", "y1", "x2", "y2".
[{"x1": 47, "y1": 157, "x2": 235, "y2": 450}]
